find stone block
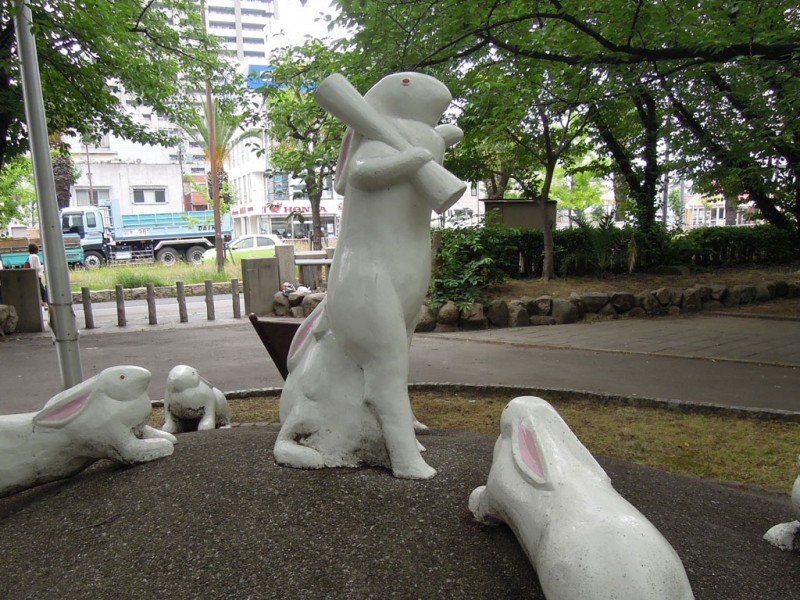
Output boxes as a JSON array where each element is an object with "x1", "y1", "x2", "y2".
[
  {"x1": 709, "y1": 284, "x2": 727, "y2": 301},
  {"x1": 755, "y1": 282, "x2": 774, "y2": 302},
  {"x1": 301, "y1": 292, "x2": 326, "y2": 317},
  {"x1": 242, "y1": 257, "x2": 280, "y2": 317},
  {"x1": 532, "y1": 295, "x2": 552, "y2": 316},
  {"x1": 610, "y1": 292, "x2": 636, "y2": 313},
  {"x1": 568, "y1": 292, "x2": 585, "y2": 319},
  {"x1": 437, "y1": 301, "x2": 459, "y2": 326},
  {"x1": 773, "y1": 281, "x2": 789, "y2": 297},
  {"x1": 578, "y1": 292, "x2": 610, "y2": 314},
  {"x1": 486, "y1": 299, "x2": 509, "y2": 328},
  {"x1": 273, "y1": 292, "x2": 291, "y2": 316},
  {"x1": 414, "y1": 305, "x2": 437, "y2": 333},
  {"x1": 551, "y1": 298, "x2": 579, "y2": 324},
  {"x1": 681, "y1": 288, "x2": 702, "y2": 313},
  {"x1": 460, "y1": 302, "x2": 488, "y2": 330},
  {"x1": 507, "y1": 301, "x2": 529, "y2": 327},
  {"x1": 0, "y1": 304, "x2": 19, "y2": 334},
  {"x1": 290, "y1": 306, "x2": 305, "y2": 318},
  {"x1": 597, "y1": 303, "x2": 617, "y2": 318}
]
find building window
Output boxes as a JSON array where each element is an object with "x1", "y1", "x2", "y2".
[
  {"x1": 74, "y1": 187, "x2": 110, "y2": 207},
  {"x1": 133, "y1": 188, "x2": 167, "y2": 204}
]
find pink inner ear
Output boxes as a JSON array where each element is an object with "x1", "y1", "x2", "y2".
[
  {"x1": 40, "y1": 392, "x2": 90, "y2": 422},
  {"x1": 289, "y1": 308, "x2": 321, "y2": 360},
  {"x1": 519, "y1": 423, "x2": 545, "y2": 479}
]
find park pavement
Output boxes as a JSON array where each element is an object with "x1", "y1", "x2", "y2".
[
  {"x1": 0, "y1": 298, "x2": 798, "y2": 416},
  {"x1": 1, "y1": 305, "x2": 800, "y2": 599}
]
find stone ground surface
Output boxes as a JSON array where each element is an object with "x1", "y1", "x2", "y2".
[
  {"x1": 1, "y1": 300, "x2": 799, "y2": 598},
  {"x1": 0, "y1": 427, "x2": 798, "y2": 599}
]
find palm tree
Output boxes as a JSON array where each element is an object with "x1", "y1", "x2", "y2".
[{"x1": 178, "y1": 99, "x2": 259, "y2": 209}]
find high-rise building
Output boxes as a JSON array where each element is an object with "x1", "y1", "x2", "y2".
[{"x1": 204, "y1": 0, "x2": 274, "y2": 63}]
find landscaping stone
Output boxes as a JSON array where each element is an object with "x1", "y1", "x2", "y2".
[
  {"x1": 273, "y1": 292, "x2": 291, "y2": 316},
  {"x1": 693, "y1": 285, "x2": 713, "y2": 302},
  {"x1": 551, "y1": 298, "x2": 580, "y2": 324},
  {"x1": 627, "y1": 307, "x2": 647, "y2": 318},
  {"x1": 681, "y1": 288, "x2": 702, "y2": 313},
  {"x1": 414, "y1": 305, "x2": 437, "y2": 333},
  {"x1": 486, "y1": 300, "x2": 509, "y2": 328},
  {"x1": 568, "y1": 292, "x2": 585, "y2": 319},
  {"x1": 460, "y1": 302, "x2": 489, "y2": 330},
  {"x1": 723, "y1": 286, "x2": 741, "y2": 307},
  {"x1": 637, "y1": 291, "x2": 667, "y2": 315},
  {"x1": 437, "y1": 301, "x2": 459, "y2": 326},
  {"x1": 507, "y1": 301, "x2": 530, "y2": 328},
  {"x1": 735, "y1": 284, "x2": 758, "y2": 304},
  {"x1": 667, "y1": 305, "x2": 682, "y2": 316},
  {"x1": 290, "y1": 306, "x2": 305, "y2": 318},
  {"x1": 789, "y1": 283, "x2": 800, "y2": 298},
  {"x1": 755, "y1": 282, "x2": 774, "y2": 302},
  {"x1": 610, "y1": 291, "x2": 636, "y2": 313},
  {"x1": 774, "y1": 281, "x2": 789, "y2": 297},
  {"x1": 301, "y1": 292, "x2": 325, "y2": 317},
  {"x1": 288, "y1": 290, "x2": 309, "y2": 307},
  {"x1": 579, "y1": 292, "x2": 610, "y2": 314},
  {"x1": 531, "y1": 295, "x2": 552, "y2": 316},
  {"x1": 654, "y1": 287, "x2": 677, "y2": 306},
  {"x1": 709, "y1": 284, "x2": 727, "y2": 301},
  {"x1": 702, "y1": 300, "x2": 724, "y2": 310},
  {"x1": 597, "y1": 303, "x2": 617, "y2": 318},
  {"x1": 517, "y1": 295, "x2": 537, "y2": 315},
  {"x1": 0, "y1": 304, "x2": 18, "y2": 334}
]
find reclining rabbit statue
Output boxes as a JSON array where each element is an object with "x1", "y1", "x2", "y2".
[
  {"x1": 763, "y1": 455, "x2": 800, "y2": 552},
  {"x1": 469, "y1": 396, "x2": 695, "y2": 600},
  {"x1": 0, "y1": 365, "x2": 176, "y2": 498}
]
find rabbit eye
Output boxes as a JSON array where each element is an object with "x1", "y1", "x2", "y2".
[{"x1": 120, "y1": 375, "x2": 126, "y2": 380}]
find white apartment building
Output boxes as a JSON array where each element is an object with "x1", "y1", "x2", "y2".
[{"x1": 69, "y1": 1, "x2": 278, "y2": 228}]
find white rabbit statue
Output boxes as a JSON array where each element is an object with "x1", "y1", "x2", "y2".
[
  {"x1": 0, "y1": 365, "x2": 176, "y2": 498},
  {"x1": 763, "y1": 455, "x2": 800, "y2": 552},
  {"x1": 469, "y1": 396, "x2": 695, "y2": 600},
  {"x1": 161, "y1": 365, "x2": 230, "y2": 433}
]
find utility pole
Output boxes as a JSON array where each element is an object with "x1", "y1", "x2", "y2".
[{"x1": 15, "y1": 1, "x2": 82, "y2": 388}]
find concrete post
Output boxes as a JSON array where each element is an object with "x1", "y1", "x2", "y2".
[
  {"x1": 242, "y1": 257, "x2": 280, "y2": 316},
  {"x1": 0, "y1": 269, "x2": 43, "y2": 332},
  {"x1": 275, "y1": 244, "x2": 297, "y2": 287}
]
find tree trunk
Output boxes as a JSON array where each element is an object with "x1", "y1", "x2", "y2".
[{"x1": 309, "y1": 192, "x2": 323, "y2": 251}]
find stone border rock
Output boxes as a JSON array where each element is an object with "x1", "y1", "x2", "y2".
[
  {"x1": 71, "y1": 282, "x2": 233, "y2": 303},
  {"x1": 416, "y1": 279, "x2": 800, "y2": 333}
]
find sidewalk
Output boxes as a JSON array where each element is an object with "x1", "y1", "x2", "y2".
[{"x1": 1, "y1": 302, "x2": 799, "y2": 416}]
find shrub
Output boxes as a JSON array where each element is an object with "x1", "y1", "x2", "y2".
[
  {"x1": 669, "y1": 225, "x2": 795, "y2": 266},
  {"x1": 429, "y1": 224, "x2": 519, "y2": 308},
  {"x1": 113, "y1": 268, "x2": 170, "y2": 289}
]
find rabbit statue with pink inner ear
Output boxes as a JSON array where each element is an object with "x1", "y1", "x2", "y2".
[
  {"x1": 469, "y1": 396, "x2": 695, "y2": 600},
  {"x1": 0, "y1": 365, "x2": 176, "y2": 498},
  {"x1": 763, "y1": 455, "x2": 800, "y2": 552}
]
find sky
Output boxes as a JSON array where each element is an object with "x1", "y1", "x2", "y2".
[{"x1": 270, "y1": 0, "x2": 344, "y2": 48}]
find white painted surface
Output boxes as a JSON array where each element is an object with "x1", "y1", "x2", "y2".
[
  {"x1": 162, "y1": 365, "x2": 231, "y2": 432},
  {"x1": 0, "y1": 366, "x2": 176, "y2": 498},
  {"x1": 274, "y1": 72, "x2": 463, "y2": 479},
  {"x1": 469, "y1": 396, "x2": 695, "y2": 600}
]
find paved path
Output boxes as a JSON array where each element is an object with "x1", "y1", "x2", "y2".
[{"x1": 1, "y1": 303, "x2": 798, "y2": 416}]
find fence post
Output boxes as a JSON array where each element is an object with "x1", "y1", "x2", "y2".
[
  {"x1": 176, "y1": 281, "x2": 188, "y2": 323},
  {"x1": 80, "y1": 287, "x2": 94, "y2": 329},
  {"x1": 115, "y1": 284, "x2": 126, "y2": 327},
  {"x1": 205, "y1": 279, "x2": 215, "y2": 321},
  {"x1": 231, "y1": 278, "x2": 241, "y2": 319},
  {"x1": 146, "y1": 283, "x2": 157, "y2": 325}
]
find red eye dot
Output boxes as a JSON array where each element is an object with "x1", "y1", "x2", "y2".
[
  {"x1": 402, "y1": 78, "x2": 411, "y2": 85},
  {"x1": 120, "y1": 374, "x2": 125, "y2": 380}
]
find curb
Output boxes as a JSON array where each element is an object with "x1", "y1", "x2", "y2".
[{"x1": 152, "y1": 382, "x2": 800, "y2": 423}]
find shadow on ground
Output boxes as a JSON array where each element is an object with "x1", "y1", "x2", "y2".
[{"x1": 0, "y1": 427, "x2": 797, "y2": 599}]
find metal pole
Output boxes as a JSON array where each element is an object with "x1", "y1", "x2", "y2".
[{"x1": 14, "y1": 2, "x2": 82, "y2": 388}]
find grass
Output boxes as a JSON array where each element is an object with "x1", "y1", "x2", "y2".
[
  {"x1": 69, "y1": 262, "x2": 242, "y2": 292},
  {"x1": 149, "y1": 389, "x2": 800, "y2": 491}
]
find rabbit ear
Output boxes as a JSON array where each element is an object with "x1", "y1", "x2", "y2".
[
  {"x1": 34, "y1": 389, "x2": 92, "y2": 428},
  {"x1": 511, "y1": 418, "x2": 553, "y2": 490},
  {"x1": 434, "y1": 124, "x2": 464, "y2": 148}
]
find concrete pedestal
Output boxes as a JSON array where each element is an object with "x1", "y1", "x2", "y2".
[
  {"x1": 241, "y1": 257, "x2": 280, "y2": 316},
  {"x1": 0, "y1": 269, "x2": 44, "y2": 332}
]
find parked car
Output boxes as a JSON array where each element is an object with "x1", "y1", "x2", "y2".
[{"x1": 201, "y1": 234, "x2": 284, "y2": 264}]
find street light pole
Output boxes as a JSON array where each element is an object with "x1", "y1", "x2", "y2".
[{"x1": 14, "y1": 1, "x2": 82, "y2": 388}]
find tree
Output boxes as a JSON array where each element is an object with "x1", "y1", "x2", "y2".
[
  {"x1": 336, "y1": 0, "x2": 800, "y2": 240},
  {"x1": 550, "y1": 166, "x2": 605, "y2": 226},
  {"x1": 0, "y1": 153, "x2": 35, "y2": 231},
  {"x1": 177, "y1": 98, "x2": 254, "y2": 212},
  {"x1": 253, "y1": 40, "x2": 351, "y2": 250},
  {"x1": 0, "y1": 0, "x2": 236, "y2": 170}
]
